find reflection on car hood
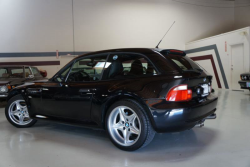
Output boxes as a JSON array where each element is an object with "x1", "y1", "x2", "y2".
[
  {"x1": 32, "y1": 79, "x2": 49, "y2": 83},
  {"x1": 14, "y1": 78, "x2": 49, "y2": 89},
  {"x1": 0, "y1": 80, "x2": 10, "y2": 85},
  {"x1": 0, "y1": 77, "x2": 47, "y2": 86},
  {"x1": 0, "y1": 78, "x2": 23, "y2": 86}
]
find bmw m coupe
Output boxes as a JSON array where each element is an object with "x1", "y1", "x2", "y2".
[{"x1": 5, "y1": 48, "x2": 218, "y2": 151}]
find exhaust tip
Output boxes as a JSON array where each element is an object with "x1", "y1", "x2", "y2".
[
  {"x1": 195, "y1": 121, "x2": 204, "y2": 128},
  {"x1": 206, "y1": 113, "x2": 217, "y2": 119}
]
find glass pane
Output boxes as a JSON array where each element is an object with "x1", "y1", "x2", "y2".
[
  {"x1": 163, "y1": 54, "x2": 202, "y2": 71},
  {"x1": 10, "y1": 68, "x2": 24, "y2": 78},
  {"x1": 61, "y1": 66, "x2": 71, "y2": 78},
  {"x1": 0, "y1": 68, "x2": 8, "y2": 78},
  {"x1": 67, "y1": 55, "x2": 107, "y2": 82},
  {"x1": 31, "y1": 67, "x2": 43, "y2": 77},
  {"x1": 25, "y1": 67, "x2": 32, "y2": 77},
  {"x1": 106, "y1": 54, "x2": 158, "y2": 79}
]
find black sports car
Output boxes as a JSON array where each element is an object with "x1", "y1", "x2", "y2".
[
  {"x1": 5, "y1": 48, "x2": 218, "y2": 151},
  {"x1": 239, "y1": 73, "x2": 250, "y2": 90},
  {"x1": 0, "y1": 65, "x2": 45, "y2": 100}
]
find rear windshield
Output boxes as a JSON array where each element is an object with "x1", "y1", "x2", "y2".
[{"x1": 161, "y1": 53, "x2": 202, "y2": 72}]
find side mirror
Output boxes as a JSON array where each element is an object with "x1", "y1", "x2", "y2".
[{"x1": 28, "y1": 75, "x2": 34, "y2": 78}]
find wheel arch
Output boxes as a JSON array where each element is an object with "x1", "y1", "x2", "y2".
[
  {"x1": 7, "y1": 89, "x2": 25, "y2": 101},
  {"x1": 101, "y1": 93, "x2": 157, "y2": 131}
]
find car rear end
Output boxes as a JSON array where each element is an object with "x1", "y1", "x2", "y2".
[
  {"x1": 145, "y1": 49, "x2": 218, "y2": 133},
  {"x1": 238, "y1": 73, "x2": 250, "y2": 90}
]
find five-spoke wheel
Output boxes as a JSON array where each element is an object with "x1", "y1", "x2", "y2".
[
  {"x1": 106, "y1": 100, "x2": 155, "y2": 151},
  {"x1": 5, "y1": 95, "x2": 37, "y2": 128},
  {"x1": 108, "y1": 106, "x2": 141, "y2": 146},
  {"x1": 8, "y1": 100, "x2": 32, "y2": 125}
]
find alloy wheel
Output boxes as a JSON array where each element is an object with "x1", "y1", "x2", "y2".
[
  {"x1": 8, "y1": 100, "x2": 32, "y2": 125},
  {"x1": 108, "y1": 106, "x2": 141, "y2": 146}
]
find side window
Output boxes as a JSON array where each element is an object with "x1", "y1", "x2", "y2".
[
  {"x1": 31, "y1": 67, "x2": 43, "y2": 77},
  {"x1": 25, "y1": 67, "x2": 32, "y2": 77},
  {"x1": 0, "y1": 68, "x2": 7, "y2": 77},
  {"x1": 55, "y1": 66, "x2": 71, "y2": 82},
  {"x1": 11, "y1": 68, "x2": 24, "y2": 78},
  {"x1": 104, "y1": 53, "x2": 158, "y2": 79},
  {"x1": 67, "y1": 54, "x2": 107, "y2": 82}
]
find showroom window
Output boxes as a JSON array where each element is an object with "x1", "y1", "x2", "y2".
[
  {"x1": 66, "y1": 54, "x2": 108, "y2": 82},
  {"x1": 104, "y1": 53, "x2": 158, "y2": 79}
]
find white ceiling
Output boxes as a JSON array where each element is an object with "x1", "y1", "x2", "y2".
[{"x1": 173, "y1": 0, "x2": 250, "y2": 8}]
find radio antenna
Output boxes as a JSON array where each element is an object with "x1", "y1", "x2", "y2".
[{"x1": 155, "y1": 21, "x2": 175, "y2": 48}]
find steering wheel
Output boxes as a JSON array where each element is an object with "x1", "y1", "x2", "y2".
[
  {"x1": 79, "y1": 70, "x2": 90, "y2": 79},
  {"x1": 68, "y1": 70, "x2": 91, "y2": 82}
]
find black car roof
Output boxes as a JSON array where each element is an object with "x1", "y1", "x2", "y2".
[
  {"x1": 0, "y1": 65, "x2": 33, "y2": 68},
  {"x1": 77, "y1": 48, "x2": 162, "y2": 58},
  {"x1": 75, "y1": 48, "x2": 186, "y2": 59}
]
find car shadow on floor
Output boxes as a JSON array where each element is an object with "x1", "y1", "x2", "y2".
[{"x1": 2, "y1": 119, "x2": 219, "y2": 163}]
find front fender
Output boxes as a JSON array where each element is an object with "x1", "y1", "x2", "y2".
[{"x1": 7, "y1": 89, "x2": 26, "y2": 101}]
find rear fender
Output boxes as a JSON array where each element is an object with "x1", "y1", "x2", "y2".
[{"x1": 101, "y1": 92, "x2": 157, "y2": 130}]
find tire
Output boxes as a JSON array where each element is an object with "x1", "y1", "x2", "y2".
[
  {"x1": 5, "y1": 94, "x2": 37, "y2": 128},
  {"x1": 106, "y1": 99, "x2": 155, "y2": 151}
]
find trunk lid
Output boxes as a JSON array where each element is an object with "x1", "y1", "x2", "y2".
[{"x1": 160, "y1": 49, "x2": 213, "y2": 99}]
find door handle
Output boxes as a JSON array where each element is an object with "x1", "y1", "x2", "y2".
[
  {"x1": 27, "y1": 88, "x2": 42, "y2": 94},
  {"x1": 79, "y1": 89, "x2": 91, "y2": 93}
]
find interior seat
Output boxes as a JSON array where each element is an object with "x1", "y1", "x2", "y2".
[
  {"x1": 108, "y1": 60, "x2": 124, "y2": 78},
  {"x1": 146, "y1": 64, "x2": 154, "y2": 75},
  {"x1": 128, "y1": 60, "x2": 143, "y2": 76}
]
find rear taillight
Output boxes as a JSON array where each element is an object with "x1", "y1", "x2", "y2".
[{"x1": 166, "y1": 85, "x2": 192, "y2": 101}]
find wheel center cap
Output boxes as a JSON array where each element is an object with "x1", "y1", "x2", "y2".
[{"x1": 125, "y1": 122, "x2": 129, "y2": 127}]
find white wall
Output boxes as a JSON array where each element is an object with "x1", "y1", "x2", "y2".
[
  {"x1": 186, "y1": 27, "x2": 250, "y2": 90},
  {"x1": 73, "y1": 0, "x2": 234, "y2": 51},
  {"x1": 0, "y1": 0, "x2": 235, "y2": 53},
  {"x1": 234, "y1": 0, "x2": 250, "y2": 29},
  {"x1": 0, "y1": 0, "x2": 236, "y2": 78},
  {"x1": 0, "y1": 0, "x2": 74, "y2": 52}
]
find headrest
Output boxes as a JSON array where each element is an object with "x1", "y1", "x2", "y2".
[
  {"x1": 129, "y1": 60, "x2": 143, "y2": 75},
  {"x1": 108, "y1": 61, "x2": 123, "y2": 78}
]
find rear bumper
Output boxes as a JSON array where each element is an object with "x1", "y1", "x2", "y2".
[
  {"x1": 145, "y1": 94, "x2": 218, "y2": 133},
  {"x1": 238, "y1": 80, "x2": 250, "y2": 90}
]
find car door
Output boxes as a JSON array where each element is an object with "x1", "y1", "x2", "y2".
[{"x1": 39, "y1": 54, "x2": 108, "y2": 121}]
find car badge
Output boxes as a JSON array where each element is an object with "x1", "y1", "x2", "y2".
[
  {"x1": 113, "y1": 55, "x2": 118, "y2": 60},
  {"x1": 204, "y1": 78, "x2": 206, "y2": 82}
]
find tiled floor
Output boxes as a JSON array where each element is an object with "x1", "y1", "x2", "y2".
[{"x1": 0, "y1": 89, "x2": 250, "y2": 167}]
